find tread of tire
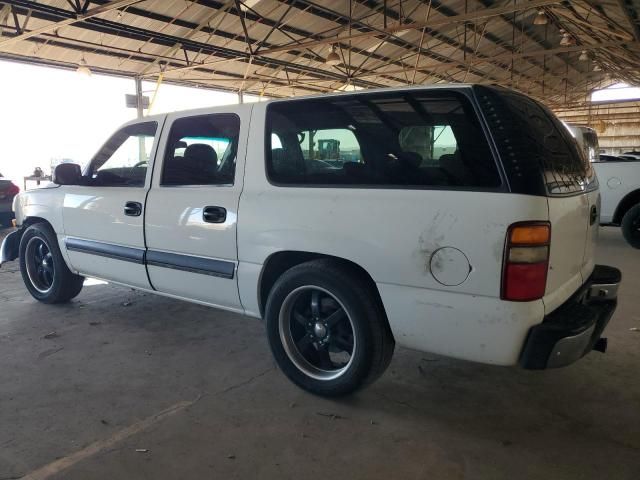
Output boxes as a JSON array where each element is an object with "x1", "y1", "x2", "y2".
[{"x1": 621, "y1": 203, "x2": 640, "y2": 249}]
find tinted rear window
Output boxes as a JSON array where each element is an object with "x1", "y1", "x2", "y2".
[
  {"x1": 265, "y1": 91, "x2": 501, "y2": 189},
  {"x1": 474, "y1": 85, "x2": 596, "y2": 196}
]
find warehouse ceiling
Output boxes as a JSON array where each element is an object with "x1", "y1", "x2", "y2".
[{"x1": 0, "y1": 0, "x2": 639, "y2": 107}]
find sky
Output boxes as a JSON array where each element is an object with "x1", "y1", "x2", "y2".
[
  {"x1": 591, "y1": 82, "x2": 640, "y2": 103},
  {"x1": 0, "y1": 60, "x2": 260, "y2": 186}
]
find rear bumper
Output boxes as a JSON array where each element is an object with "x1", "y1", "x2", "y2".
[{"x1": 520, "y1": 265, "x2": 621, "y2": 369}]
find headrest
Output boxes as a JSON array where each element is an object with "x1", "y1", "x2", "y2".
[
  {"x1": 397, "y1": 151, "x2": 423, "y2": 168},
  {"x1": 184, "y1": 143, "x2": 217, "y2": 166}
]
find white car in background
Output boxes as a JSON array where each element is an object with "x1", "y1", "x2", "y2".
[
  {"x1": 1, "y1": 85, "x2": 621, "y2": 396},
  {"x1": 593, "y1": 156, "x2": 640, "y2": 247},
  {"x1": 566, "y1": 125, "x2": 640, "y2": 248}
]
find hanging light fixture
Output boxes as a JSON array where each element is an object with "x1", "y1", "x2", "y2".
[
  {"x1": 579, "y1": 50, "x2": 589, "y2": 61},
  {"x1": 593, "y1": 64, "x2": 602, "y2": 72},
  {"x1": 559, "y1": 32, "x2": 574, "y2": 46},
  {"x1": 76, "y1": 56, "x2": 92, "y2": 76},
  {"x1": 533, "y1": 10, "x2": 548, "y2": 25},
  {"x1": 325, "y1": 45, "x2": 341, "y2": 66}
]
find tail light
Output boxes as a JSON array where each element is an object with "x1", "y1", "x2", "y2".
[
  {"x1": 501, "y1": 222, "x2": 551, "y2": 301},
  {"x1": 6, "y1": 183, "x2": 19, "y2": 196}
]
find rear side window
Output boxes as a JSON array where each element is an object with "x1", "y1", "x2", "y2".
[
  {"x1": 474, "y1": 85, "x2": 596, "y2": 196},
  {"x1": 161, "y1": 113, "x2": 240, "y2": 186},
  {"x1": 266, "y1": 91, "x2": 501, "y2": 189}
]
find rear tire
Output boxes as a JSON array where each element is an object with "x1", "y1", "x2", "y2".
[
  {"x1": 19, "y1": 223, "x2": 84, "y2": 303},
  {"x1": 621, "y1": 203, "x2": 640, "y2": 249},
  {"x1": 265, "y1": 259, "x2": 394, "y2": 397}
]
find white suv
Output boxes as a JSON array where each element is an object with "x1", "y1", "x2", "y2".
[{"x1": 1, "y1": 85, "x2": 621, "y2": 396}]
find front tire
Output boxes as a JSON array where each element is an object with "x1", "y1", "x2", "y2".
[
  {"x1": 265, "y1": 259, "x2": 394, "y2": 396},
  {"x1": 621, "y1": 203, "x2": 640, "y2": 249},
  {"x1": 19, "y1": 223, "x2": 84, "y2": 303}
]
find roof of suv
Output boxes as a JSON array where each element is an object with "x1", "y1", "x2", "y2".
[
  {"x1": 267, "y1": 83, "x2": 475, "y2": 104},
  {"x1": 134, "y1": 83, "x2": 481, "y2": 125}
]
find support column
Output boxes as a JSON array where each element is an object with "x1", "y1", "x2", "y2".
[
  {"x1": 135, "y1": 76, "x2": 144, "y2": 119},
  {"x1": 134, "y1": 76, "x2": 146, "y2": 162}
]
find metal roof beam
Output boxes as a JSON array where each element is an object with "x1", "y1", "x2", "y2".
[
  {"x1": 286, "y1": 1, "x2": 554, "y2": 94},
  {"x1": 4, "y1": 1, "x2": 386, "y2": 90},
  {"x1": 88, "y1": 0, "x2": 455, "y2": 86},
  {"x1": 259, "y1": 0, "x2": 560, "y2": 55},
  {"x1": 616, "y1": 0, "x2": 640, "y2": 42},
  {"x1": 0, "y1": 0, "x2": 141, "y2": 49}
]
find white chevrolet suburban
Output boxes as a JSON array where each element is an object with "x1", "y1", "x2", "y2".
[{"x1": 1, "y1": 85, "x2": 621, "y2": 396}]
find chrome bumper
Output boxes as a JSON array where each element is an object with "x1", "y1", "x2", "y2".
[
  {"x1": 0, "y1": 229, "x2": 20, "y2": 267},
  {"x1": 547, "y1": 323, "x2": 597, "y2": 368},
  {"x1": 520, "y1": 265, "x2": 621, "y2": 369}
]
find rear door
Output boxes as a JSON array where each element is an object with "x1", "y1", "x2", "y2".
[
  {"x1": 62, "y1": 120, "x2": 163, "y2": 288},
  {"x1": 542, "y1": 131, "x2": 599, "y2": 304},
  {"x1": 546, "y1": 192, "x2": 592, "y2": 310},
  {"x1": 474, "y1": 86, "x2": 597, "y2": 312},
  {"x1": 144, "y1": 107, "x2": 251, "y2": 311}
]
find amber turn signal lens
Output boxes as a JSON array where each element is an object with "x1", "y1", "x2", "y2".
[{"x1": 509, "y1": 224, "x2": 550, "y2": 245}]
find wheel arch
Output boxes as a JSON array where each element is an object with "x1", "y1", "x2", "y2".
[
  {"x1": 257, "y1": 251, "x2": 388, "y2": 324},
  {"x1": 22, "y1": 216, "x2": 53, "y2": 229},
  {"x1": 4, "y1": 216, "x2": 53, "y2": 259},
  {"x1": 613, "y1": 189, "x2": 640, "y2": 225},
  {"x1": 20, "y1": 216, "x2": 76, "y2": 272}
]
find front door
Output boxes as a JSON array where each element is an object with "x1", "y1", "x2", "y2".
[
  {"x1": 62, "y1": 120, "x2": 163, "y2": 288},
  {"x1": 144, "y1": 108, "x2": 250, "y2": 311}
]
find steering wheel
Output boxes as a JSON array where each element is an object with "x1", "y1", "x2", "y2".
[{"x1": 132, "y1": 160, "x2": 148, "y2": 168}]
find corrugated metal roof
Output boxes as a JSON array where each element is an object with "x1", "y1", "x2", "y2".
[{"x1": 0, "y1": 0, "x2": 639, "y2": 107}]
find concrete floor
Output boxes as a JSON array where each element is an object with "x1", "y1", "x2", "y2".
[{"x1": 0, "y1": 227, "x2": 639, "y2": 480}]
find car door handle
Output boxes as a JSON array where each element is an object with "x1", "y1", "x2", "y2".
[
  {"x1": 203, "y1": 206, "x2": 226, "y2": 223},
  {"x1": 124, "y1": 201, "x2": 142, "y2": 217}
]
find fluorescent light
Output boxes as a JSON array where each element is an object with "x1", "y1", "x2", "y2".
[
  {"x1": 533, "y1": 10, "x2": 548, "y2": 25},
  {"x1": 76, "y1": 57, "x2": 91, "y2": 76},
  {"x1": 325, "y1": 46, "x2": 341, "y2": 66},
  {"x1": 559, "y1": 33, "x2": 574, "y2": 46}
]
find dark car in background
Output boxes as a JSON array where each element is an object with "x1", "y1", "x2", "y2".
[
  {"x1": 0, "y1": 173, "x2": 19, "y2": 227},
  {"x1": 599, "y1": 154, "x2": 639, "y2": 162}
]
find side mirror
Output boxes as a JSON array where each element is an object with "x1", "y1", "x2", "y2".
[{"x1": 53, "y1": 163, "x2": 82, "y2": 186}]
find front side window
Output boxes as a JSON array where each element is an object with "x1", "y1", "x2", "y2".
[
  {"x1": 161, "y1": 113, "x2": 240, "y2": 186},
  {"x1": 88, "y1": 122, "x2": 157, "y2": 187},
  {"x1": 266, "y1": 91, "x2": 501, "y2": 188}
]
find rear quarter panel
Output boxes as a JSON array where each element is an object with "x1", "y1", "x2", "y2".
[{"x1": 237, "y1": 103, "x2": 549, "y2": 365}]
